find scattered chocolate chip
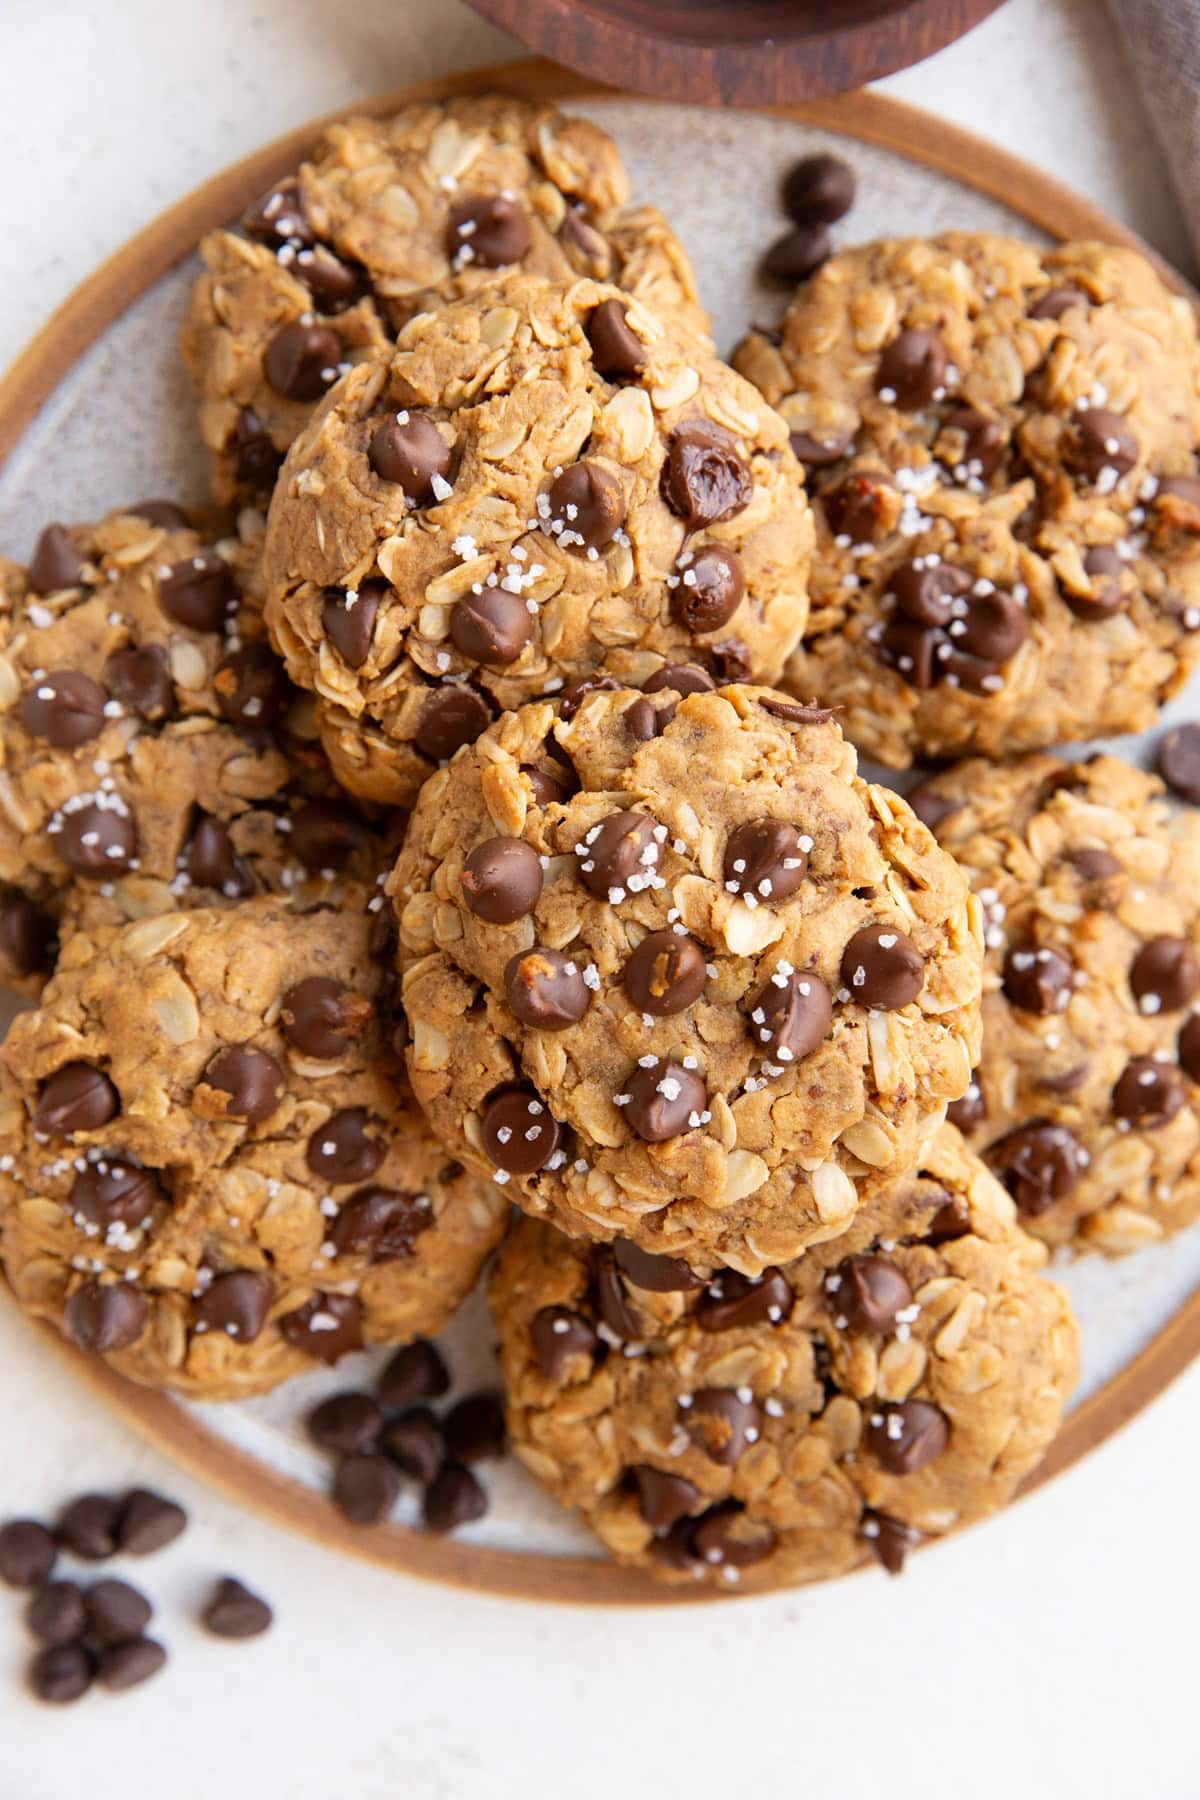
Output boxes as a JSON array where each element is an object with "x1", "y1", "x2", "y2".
[
  {"x1": 504, "y1": 946, "x2": 590, "y2": 1031},
  {"x1": 264, "y1": 320, "x2": 341, "y2": 400},
  {"x1": 1031, "y1": 285, "x2": 1089, "y2": 321},
  {"x1": 824, "y1": 471, "x2": 892, "y2": 542},
  {"x1": 56, "y1": 1494, "x2": 121, "y2": 1561},
  {"x1": 185, "y1": 815, "x2": 254, "y2": 898},
  {"x1": 669, "y1": 546, "x2": 745, "y2": 634},
  {"x1": 782, "y1": 152, "x2": 856, "y2": 224},
  {"x1": 0, "y1": 893, "x2": 58, "y2": 977},
  {"x1": 530, "y1": 1306, "x2": 599, "y2": 1380},
  {"x1": 306, "y1": 1392, "x2": 383, "y2": 1457},
  {"x1": 988, "y1": 1122, "x2": 1084, "y2": 1218},
  {"x1": 940, "y1": 407, "x2": 1007, "y2": 478},
  {"x1": 159, "y1": 551, "x2": 237, "y2": 631},
  {"x1": 28, "y1": 1642, "x2": 94, "y2": 1704},
  {"x1": 443, "y1": 1393, "x2": 506, "y2": 1464},
  {"x1": 576, "y1": 810, "x2": 661, "y2": 901},
  {"x1": 612, "y1": 1238, "x2": 703, "y2": 1293},
  {"x1": 762, "y1": 221, "x2": 832, "y2": 284},
  {"x1": 26, "y1": 1581, "x2": 85, "y2": 1645},
  {"x1": 1002, "y1": 944, "x2": 1074, "y2": 1014},
  {"x1": 1067, "y1": 407, "x2": 1138, "y2": 483},
  {"x1": 55, "y1": 799, "x2": 136, "y2": 877},
  {"x1": 232, "y1": 408, "x2": 283, "y2": 494},
  {"x1": 289, "y1": 798, "x2": 369, "y2": 872},
  {"x1": 876, "y1": 328, "x2": 947, "y2": 409},
  {"x1": 322, "y1": 578, "x2": 385, "y2": 668},
  {"x1": 546, "y1": 460, "x2": 626, "y2": 551},
  {"x1": 28, "y1": 524, "x2": 85, "y2": 594},
  {"x1": 84, "y1": 1577, "x2": 152, "y2": 1645},
  {"x1": 1112, "y1": 1056, "x2": 1186, "y2": 1125},
  {"x1": 306, "y1": 1107, "x2": 384, "y2": 1183},
  {"x1": 277, "y1": 1292, "x2": 364, "y2": 1364},
  {"x1": 642, "y1": 662, "x2": 716, "y2": 699},
  {"x1": 697, "y1": 1268, "x2": 792, "y2": 1332},
  {"x1": 947, "y1": 1078, "x2": 986, "y2": 1134},
  {"x1": 0, "y1": 1520, "x2": 57, "y2": 1589},
  {"x1": 1066, "y1": 545, "x2": 1126, "y2": 620},
  {"x1": 1130, "y1": 936, "x2": 1200, "y2": 1015},
  {"x1": 450, "y1": 587, "x2": 533, "y2": 665},
  {"x1": 632, "y1": 1466, "x2": 699, "y2": 1530},
  {"x1": 461, "y1": 835, "x2": 543, "y2": 922},
  {"x1": 98, "y1": 1637, "x2": 167, "y2": 1692},
  {"x1": 662, "y1": 421, "x2": 753, "y2": 530},
  {"x1": 423, "y1": 1463, "x2": 487, "y2": 1533},
  {"x1": 624, "y1": 1059, "x2": 707, "y2": 1142},
  {"x1": 70, "y1": 1158, "x2": 161, "y2": 1231},
  {"x1": 867, "y1": 1399, "x2": 948, "y2": 1475},
  {"x1": 21, "y1": 670, "x2": 107, "y2": 748},
  {"x1": 116, "y1": 1490, "x2": 186, "y2": 1557},
  {"x1": 723, "y1": 818, "x2": 809, "y2": 904},
  {"x1": 281, "y1": 977, "x2": 371, "y2": 1059},
  {"x1": 789, "y1": 427, "x2": 854, "y2": 467},
  {"x1": 446, "y1": 194, "x2": 531, "y2": 268},
  {"x1": 378, "y1": 1339, "x2": 450, "y2": 1408},
  {"x1": 243, "y1": 179, "x2": 312, "y2": 247},
  {"x1": 834, "y1": 1255, "x2": 912, "y2": 1334},
  {"x1": 201, "y1": 1577, "x2": 273, "y2": 1639},
  {"x1": 841, "y1": 924, "x2": 925, "y2": 1009},
  {"x1": 586, "y1": 298, "x2": 646, "y2": 376},
  {"x1": 481, "y1": 1086, "x2": 562, "y2": 1175},
  {"x1": 377, "y1": 1408, "x2": 444, "y2": 1485},
  {"x1": 860, "y1": 1508, "x2": 920, "y2": 1575},
  {"x1": 214, "y1": 643, "x2": 291, "y2": 730},
  {"x1": 623, "y1": 929, "x2": 707, "y2": 1017},
  {"x1": 903, "y1": 782, "x2": 958, "y2": 834},
  {"x1": 199, "y1": 1046, "x2": 285, "y2": 1125},
  {"x1": 193, "y1": 1270, "x2": 273, "y2": 1343},
  {"x1": 35, "y1": 1062, "x2": 119, "y2": 1136},
  {"x1": 65, "y1": 1282, "x2": 150, "y2": 1355},
  {"x1": 1158, "y1": 723, "x2": 1200, "y2": 804},
  {"x1": 683, "y1": 1388, "x2": 762, "y2": 1466},
  {"x1": 332, "y1": 1452, "x2": 400, "y2": 1525},
  {"x1": 368, "y1": 412, "x2": 451, "y2": 501},
  {"x1": 104, "y1": 644, "x2": 174, "y2": 721}
]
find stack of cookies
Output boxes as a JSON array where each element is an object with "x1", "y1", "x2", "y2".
[{"x1": 6, "y1": 89, "x2": 1199, "y2": 1592}]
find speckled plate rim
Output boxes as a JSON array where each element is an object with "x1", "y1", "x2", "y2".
[{"x1": 2, "y1": 58, "x2": 1198, "y2": 1606}]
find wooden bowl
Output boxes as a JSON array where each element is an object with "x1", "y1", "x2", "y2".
[{"x1": 463, "y1": 1, "x2": 1009, "y2": 107}]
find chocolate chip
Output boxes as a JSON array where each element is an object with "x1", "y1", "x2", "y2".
[
  {"x1": 782, "y1": 151, "x2": 856, "y2": 224},
  {"x1": 104, "y1": 644, "x2": 174, "y2": 721},
  {"x1": 26, "y1": 1581, "x2": 85, "y2": 1644},
  {"x1": 281, "y1": 977, "x2": 371, "y2": 1058},
  {"x1": 461, "y1": 835, "x2": 543, "y2": 922},
  {"x1": 683, "y1": 1388, "x2": 762, "y2": 1465},
  {"x1": 214, "y1": 643, "x2": 292, "y2": 729},
  {"x1": 35, "y1": 1062, "x2": 119, "y2": 1136},
  {"x1": 116, "y1": 1490, "x2": 186, "y2": 1557},
  {"x1": 293, "y1": 245, "x2": 361, "y2": 310},
  {"x1": 128, "y1": 499, "x2": 189, "y2": 531},
  {"x1": 21, "y1": 670, "x2": 107, "y2": 748},
  {"x1": 697, "y1": 1268, "x2": 792, "y2": 1332},
  {"x1": 522, "y1": 764, "x2": 572, "y2": 807},
  {"x1": 1002, "y1": 944, "x2": 1074, "y2": 1014},
  {"x1": 631, "y1": 1466, "x2": 699, "y2": 1530},
  {"x1": 1180, "y1": 1014, "x2": 1200, "y2": 1084},
  {"x1": 1071, "y1": 847, "x2": 1122, "y2": 883},
  {"x1": 876, "y1": 329, "x2": 946, "y2": 408},
  {"x1": 695, "y1": 1501, "x2": 778, "y2": 1570},
  {"x1": 1039, "y1": 1063, "x2": 1091, "y2": 1096},
  {"x1": 867, "y1": 1399, "x2": 948, "y2": 1474},
  {"x1": 304, "y1": 1392, "x2": 382, "y2": 1457},
  {"x1": 559, "y1": 673, "x2": 622, "y2": 718},
  {"x1": 988, "y1": 1122, "x2": 1083, "y2": 1218},
  {"x1": 56, "y1": 1494, "x2": 121, "y2": 1561},
  {"x1": 789, "y1": 427, "x2": 854, "y2": 467},
  {"x1": 481, "y1": 1086, "x2": 562, "y2": 1175},
  {"x1": 662, "y1": 421, "x2": 753, "y2": 530},
  {"x1": 576, "y1": 810, "x2": 661, "y2": 900},
  {"x1": 232, "y1": 407, "x2": 282, "y2": 493},
  {"x1": 329, "y1": 1186, "x2": 430, "y2": 1261},
  {"x1": 264, "y1": 320, "x2": 341, "y2": 400},
  {"x1": 413, "y1": 684, "x2": 493, "y2": 761},
  {"x1": 378, "y1": 1338, "x2": 450, "y2": 1408},
  {"x1": 612, "y1": 1238, "x2": 703, "y2": 1293},
  {"x1": 889, "y1": 558, "x2": 971, "y2": 626},
  {"x1": 860, "y1": 1509, "x2": 920, "y2": 1575},
  {"x1": 446, "y1": 194, "x2": 531, "y2": 268},
  {"x1": 904, "y1": 782, "x2": 958, "y2": 834},
  {"x1": 762, "y1": 222, "x2": 832, "y2": 284},
  {"x1": 70, "y1": 1158, "x2": 162, "y2": 1231},
  {"x1": 958, "y1": 589, "x2": 1029, "y2": 664},
  {"x1": 201, "y1": 1577, "x2": 273, "y2": 1638},
  {"x1": 1130, "y1": 936, "x2": 1200, "y2": 1015},
  {"x1": 530, "y1": 1306, "x2": 599, "y2": 1380},
  {"x1": 1158, "y1": 723, "x2": 1200, "y2": 804},
  {"x1": 289, "y1": 798, "x2": 369, "y2": 872},
  {"x1": 28, "y1": 523, "x2": 85, "y2": 594},
  {"x1": 185, "y1": 815, "x2": 255, "y2": 897},
  {"x1": 0, "y1": 1520, "x2": 57, "y2": 1589},
  {"x1": 243, "y1": 179, "x2": 312, "y2": 246},
  {"x1": 368, "y1": 413, "x2": 451, "y2": 500},
  {"x1": 28, "y1": 1642, "x2": 94, "y2": 1704},
  {"x1": 642, "y1": 661, "x2": 716, "y2": 699},
  {"x1": 834, "y1": 1255, "x2": 912, "y2": 1334},
  {"x1": 199, "y1": 1047, "x2": 285, "y2": 1124},
  {"x1": 55, "y1": 799, "x2": 136, "y2": 877},
  {"x1": 159, "y1": 552, "x2": 237, "y2": 630},
  {"x1": 1112, "y1": 1056, "x2": 1186, "y2": 1125},
  {"x1": 504, "y1": 947, "x2": 590, "y2": 1031},
  {"x1": 1067, "y1": 407, "x2": 1138, "y2": 483},
  {"x1": 940, "y1": 407, "x2": 1007, "y2": 478},
  {"x1": 546, "y1": 460, "x2": 626, "y2": 551},
  {"x1": 624, "y1": 1058, "x2": 707, "y2": 1142},
  {"x1": 1156, "y1": 474, "x2": 1200, "y2": 524},
  {"x1": 591, "y1": 1247, "x2": 642, "y2": 1342},
  {"x1": 423, "y1": 1463, "x2": 487, "y2": 1533},
  {"x1": 623, "y1": 929, "x2": 707, "y2": 1016},
  {"x1": 0, "y1": 893, "x2": 58, "y2": 977},
  {"x1": 84, "y1": 1577, "x2": 152, "y2": 1645},
  {"x1": 1031, "y1": 285, "x2": 1089, "y2": 321},
  {"x1": 624, "y1": 696, "x2": 666, "y2": 742},
  {"x1": 307, "y1": 1107, "x2": 384, "y2": 1183},
  {"x1": 1067, "y1": 545, "x2": 1127, "y2": 620},
  {"x1": 841, "y1": 924, "x2": 925, "y2": 1009},
  {"x1": 193, "y1": 1270, "x2": 273, "y2": 1342},
  {"x1": 669, "y1": 546, "x2": 745, "y2": 634},
  {"x1": 946, "y1": 1078, "x2": 986, "y2": 1134},
  {"x1": 824, "y1": 471, "x2": 892, "y2": 543},
  {"x1": 322, "y1": 578, "x2": 384, "y2": 668},
  {"x1": 723, "y1": 818, "x2": 809, "y2": 904},
  {"x1": 586, "y1": 298, "x2": 646, "y2": 376},
  {"x1": 278, "y1": 1292, "x2": 364, "y2": 1363},
  {"x1": 332, "y1": 1452, "x2": 400, "y2": 1525},
  {"x1": 98, "y1": 1637, "x2": 167, "y2": 1692},
  {"x1": 444, "y1": 1393, "x2": 506, "y2": 1464},
  {"x1": 450, "y1": 588, "x2": 534, "y2": 665}
]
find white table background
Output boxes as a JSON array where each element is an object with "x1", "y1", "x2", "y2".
[{"x1": 0, "y1": 2, "x2": 1195, "y2": 1794}]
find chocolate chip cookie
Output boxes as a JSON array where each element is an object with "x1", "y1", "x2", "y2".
[
  {"x1": 491, "y1": 1124, "x2": 1078, "y2": 1590},
  {"x1": 0, "y1": 900, "x2": 507, "y2": 1397},
  {"x1": 390, "y1": 683, "x2": 982, "y2": 1273},
  {"x1": 734, "y1": 234, "x2": 1200, "y2": 765}
]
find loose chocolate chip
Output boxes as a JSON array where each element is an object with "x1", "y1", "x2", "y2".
[
  {"x1": 586, "y1": 298, "x2": 646, "y2": 376},
  {"x1": 70, "y1": 1159, "x2": 161, "y2": 1232},
  {"x1": 129, "y1": 498, "x2": 190, "y2": 531},
  {"x1": 1130, "y1": 936, "x2": 1200, "y2": 1015},
  {"x1": 860, "y1": 1509, "x2": 920, "y2": 1575},
  {"x1": 193, "y1": 1270, "x2": 273, "y2": 1342},
  {"x1": 723, "y1": 818, "x2": 809, "y2": 904},
  {"x1": 623, "y1": 929, "x2": 707, "y2": 1016},
  {"x1": 0, "y1": 893, "x2": 57, "y2": 977},
  {"x1": 624, "y1": 1059, "x2": 708, "y2": 1143},
  {"x1": 697, "y1": 1268, "x2": 792, "y2": 1333},
  {"x1": 378, "y1": 1339, "x2": 450, "y2": 1408},
  {"x1": 576, "y1": 810, "x2": 661, "y2": 901},
  {"x1": 1067, "y1": 407, "x2": 1139, "y2": 483},
  {"x1": 1158, "y1": 723, "x2": 1200, "y2": 804},
  {"x1": 868, "y1": 1399, "x2": 948, "y2": 1474},
  {"x1": 185, "y1": 815, "x2": 255, "y2": 898},
  {"x1": 824, "y1": 471, "x2": 892, "y2": 543},
  {"x1": 1112, "y1": 1056, "x2": 1186, "y2": 1125},
  {"x1": 1067, "y1": 546, "x2": 1127, "y2": 620},
  {"x1": 56, "y1": 1494, "x2": 121, "y2": 1561},
  {"x1": 264, "y1": 320, "x2": 341, "y2": 400},
  {"x1": 199, "y1": 1047, "x2": 285, "y2": 1125},
  {"x1": 683, "y1": 1388, "x2": 762, "y2": 1466},
  {"x1": 98, "y1": 1637, "x2": 167, "y2": 1691},
  {"x1": 281, "y1": 976, "x2": 371, "y2": 1058},
  {"x1": 85, "y1": 1577, "x2": 152, "y2": 1645},
  {"x1": 450, "y1": 588, "x2": 534, "y2": 665},
  {"x1": 307, "y1": 1391, "x2": 383, "y2": 1455},
  {"x1": 21, "y1": 670, "x2": 107, "y2": 748},
  {"x1": 988, "y1": 1122, "x2": 1083, "y2": 1218},
  {"x1": 202, "y1": 1577, "x2": 273, "y2": 1639},
  {"x1": 333, "y1": 1452, "x2": 400, "y2": 1525},
  {"x1": 215, "y1": 643, "x2": 292, "y2": 730},
  {"x1": 632, "y1": 1466, "x2": 700, "y2": 1530},
  {"x1": 414, "y1": 684, "x2": 493, "y2": 762},
  {"x1": 380, "y1": 1408, "x2": 445, "y2": 1484},
  {"x1": 293, "y1": 245, "x2": 361, "y2": 309},
  {"x1": 461, "y1": 835, "x2": 543, "y2": 922},
  {"x1": 322, "y1": 578, "x2": 385, "y2": 668},
  {"x1": 782, "y1": 151, "x2": 856, "y2": 224},
  {"x1": 834, "y1": 1255, "x2": 913, "y2": 1334},
  {"x1": 612, "y1": 1238, "x2": 703, "y2": 1293},
  {"x1": 278, "y1": 1292, "x2": 364, "y2": 1364},
  {"x1": 368, "y1": 413, "x2": 452, "y2": 500},
  {"x1": 946, "y1": 1078, "x2": 986, "y2": 1134},
  {"x1": 669, "y1": 546, "x2": 745, "y2": 634},
  {"x1": 522, "y1": 763, "x2": 572, "y2": 807},
  {"x1": 530, "y1": 1306, "x2": 599, "y2": 1380},
  {"x1": 116, "y1": 1490, "x2": 186, "y2": 1557},
  {"x1": 446, "y1": 194, "x2": 531, "y2": 268},
  {"x1": 159, "y1": 552, "x2": 237, "y2": 631},
  {"x1": 789, "y1": 427, "x2": 854, "y2": 467},
  {"x1": 1031, "y1": 285, "x2": 1089, "y2": 321},
  {"x1": 35, "y1": 1062, "x2": 119, "y2": 1136},
  {"x1": 504, "y1": 947, "x2": 591, "y2": 1031},
  {"x1": 481, "y1": 1086, "x2": 562, "y2": 1175},
  {"x1": 444, "y1": 1393, "x2": 506, "y2": 1464},
  {"x1": 890, "y1": 558, "x2": 971, "y2": 626},
  {"x1": 329, "y1": 1186, "x2": 430, "y2": 1261},
  {"x1": 56, "y1": 799, "x2": 136, "y2": 877},
  {"x1": 29, "y1": 1642, "x2": 94, "y2": 1704},
  {"x1": 762, "y1": 222, "x2": 832, "y2": 284},
  {"x1": 424, "y1": 1463, "x2": 487, "y2": 1533},
  {"x1": 662, "y1": 420, "x2": 753, "y2": 530},
  {"x1": 28, "y1": 524, "x2": 85, "y2": 594},
  {"x1": 904, "y1": 782, "x2": 959, "y2": 834},
  {"x1": 289, "y1": 799, "x2": 369, "y2": 872},
  {"x1": 876, "y1": 329, "x2": 947, "y2": 409},
  {"x1": 841, "y1": 924, "x2": 925, "y2": 1009},
  {"x1": 307, "y1": 1107, "x2": 384, "y2": 1183},
  {"x1": 232, "y1": 407, "x2": 283, "y2": 493},
  {"x1": 244, "y1": 179, "x2": 312, "y2": 246},
  {"x1": 66, "y1": 1281, "x2": 149, "y2": 1354},
  {"x1": 104, "y1": 644, "x2": 174, "y2": 721},
  {"x1": 546, "y1": 460, "x2": 626, "y2": 551},
  {"x1": 940, "y1": 406, "x2": 1007, "y2": 478},
  {"x1": 26, "y1": 1581, "x2": 86, "y2": 1645},
  {"x1": 591, "y1": 1247, "x2": 642, "y2": 1342},
  {"x1": 0, "y1": 1520, "x2": 57, "y2": 1589},
  {"x1": 1002, "y1": 944, "x2": 1074, "y2": 1015},
  {"x1": 642, "y1": 662, "x2": 716, "y2": 700}
]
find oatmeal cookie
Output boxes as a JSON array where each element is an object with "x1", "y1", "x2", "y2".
[
  {"x1": 491, "y1": 1124, "x2": 1078, "y2": 1591},
  {"x1": 391, "y1": 684, "x2": 982, "y2": 1273},
  {"x1": 182, "y1": 97, "x2": 709, "y2": 505},
  {"x1": 910, "y1": 752, "x2": 1200, "y2": 1253},
  {"x1": 734, "y1": 235, "x2": 1200, "y2": 764},
  {"x1": 263, "y1": 272, "x2": 812, "y2": 805},
  {"x1": 0, "y1": 899, "x2": 507, "y2": 1398}
]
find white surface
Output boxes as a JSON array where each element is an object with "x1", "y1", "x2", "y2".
[{"x1": 1, "y1": 2, "x2": 1198, "y2": 1795}]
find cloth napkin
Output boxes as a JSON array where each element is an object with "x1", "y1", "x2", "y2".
[{"x1": 1109, "y1": 0, "x2": 1200, "y2": 260}]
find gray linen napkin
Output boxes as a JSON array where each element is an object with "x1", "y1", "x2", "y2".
[{"x1": 1109, "y1": 0, "x2": 1200, "y2": 259}]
